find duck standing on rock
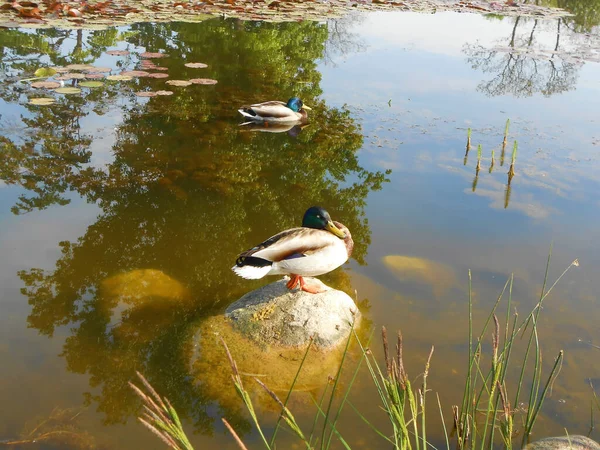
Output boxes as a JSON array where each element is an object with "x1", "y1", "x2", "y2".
[
  {"x1": 232, "y1": 207, "x2": 353, "y2": 294},
  {"x1": 238, "y1": 97, "x2": 312, "y2": 124}
]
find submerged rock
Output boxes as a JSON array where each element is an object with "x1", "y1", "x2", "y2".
[
  {"x1": 225, "y1": 277, "x2": 360, "y2": 349},
  {"x1": 101, "y1": 268, "x2": 190, "y2": 304},
  {"x1": 525, "y1": 435, "x2": 600, "y2": 450}
]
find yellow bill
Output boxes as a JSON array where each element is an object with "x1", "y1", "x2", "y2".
[{"x1": 325, "y1": 221, "x2": 346, "y2": 239}]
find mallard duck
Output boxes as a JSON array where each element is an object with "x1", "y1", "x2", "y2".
[
  {"x1": 232, "y1": 206, "x2": 353, "y2": 294},
  {"x1": 238, "y1": 97, "x2": 312, "y2": 124}
]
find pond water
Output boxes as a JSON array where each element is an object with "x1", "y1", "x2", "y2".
[{"x1": 1, "y1": 5, "x2": 600, "y2": 449}]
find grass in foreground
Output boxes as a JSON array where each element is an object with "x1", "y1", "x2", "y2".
[{"x1": 131, "y1": 251, "x2": 580, "y2": 449}]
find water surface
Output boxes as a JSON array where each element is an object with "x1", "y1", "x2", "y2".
[{"x1": 1, "y1": 6, "x2": 600, "y2": 448}]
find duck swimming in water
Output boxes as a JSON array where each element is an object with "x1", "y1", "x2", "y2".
[
  {"x1": 238, "y1": 97, "x2": 312, "y2": 124},
  {"x1": 232, "y1": 206, "x2": 353, "y2": 294}
]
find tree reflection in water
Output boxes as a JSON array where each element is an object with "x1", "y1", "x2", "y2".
[{"x1": 0, "y1": 19, "x2": 388, "y2": 435}]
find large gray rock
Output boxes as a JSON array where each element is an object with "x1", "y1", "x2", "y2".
[
  {"x1": 525, "y1": 435, "x2": 600, "y2": 450},
  {"x1": 225, "y1": 277, "x2": 360, "y2": 349}
]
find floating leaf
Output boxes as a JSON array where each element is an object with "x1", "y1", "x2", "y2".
[
  {"x1": 86, "y1": 67, "x2": 111, "y2": 73},
  {"x1": 55, "y1": 75, "x2": 73, "y2": 81},
  {"x1": 140, "y1": 52, "x2": 167, "y2": 58},
  {"x1": 49, "y1": 66, "x2": 69, "y2": 73},
  {"x1": 107, "y1": 75, "x2": 133, "y2": 81},
  {"x1": 28, "y1": 97, "x2": 55, "y2": 105},
  {"x1": 148, "y1": 73, "x2": 169, "y2": 78},
  {"x1": 106, "y1": 50, "x2": 130, "y2": 56},
  {"x1": 189, "y1": 78, "x2": 218, "y2": 85},
  {"x1": 31, "y1": 81, "x2": 61, "y2": 89},
  {"x1": 156, "y1": 90, "x2": 174, "y2": 96},
  {"x1": 165, "y1": 80, "x2": 192, "y2": 87},
  {"x1": 79, "y1": 81, "x2": 104, "y2": 88},
  {"x1": 136, "y1": 91, "x2": 158, "y2": 97},
  {"x1": 34, "y1": 67, "x2": 57, "y2": 77},
  {"x1": 184, "y1": 62, "x2": 208, "y2": 68},
  {"x1": 85, "y1": 73, "x2": 104, "y2": 79},
  {"x1": 66, "y1": 64, "x2": 95, "y2": 71},
  {"x1": 55, "y1": 87, "x2": 82, "y2": 94},
  {"x1": 63, "y1": 72, "x2": 86, "y2": 79},
  {"x1": 121, "y1": 70, "x2": 150, "y2": 77},
  {"x1": 153, "y1": 67, "x2": 169, "y2": 71}
]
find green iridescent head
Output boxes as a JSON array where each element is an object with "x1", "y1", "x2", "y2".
[
  {"x1": 302, "y1": 206, "x2": 346, "y2": 239},
  {"x1": 286, "y1": 97, "x2": 312, "y2": 113}
]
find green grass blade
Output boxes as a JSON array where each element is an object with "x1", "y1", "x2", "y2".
[
  {"x1": 436, "y1": 393, "x2": 450, "y2": 450},
  {"x1": 525, "y1": 351, "x2": 564, "y2": 437},
  {"x1": 320, "y1": 320, "x2": 355, "y2": 450},
  {"x1": 325, "y1": 330, "x2": 372, "y2": 449},
  {"x1": 270, "y1": 338, "x2": 313, "y2": 446},
  {"x1": 347, "y1": 400, "x2": 396, "y2": 445}
]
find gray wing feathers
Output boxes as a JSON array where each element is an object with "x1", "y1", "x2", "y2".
[
  {"x1": 248, "y1": 228, "x2": 338, "y2": 262},
  {"x1": 248, "y1": 101, "x2": 294, "y2": 118}
]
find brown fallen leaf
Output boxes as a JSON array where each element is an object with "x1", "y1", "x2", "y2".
[
  {"x1": 140, "y1": 52, "x2": 167, "y2": 58},
  {"x1": 63, "y1": 72, "x2": 86, "y2": 79},
  {"x1": 147, "y1": 73, "x2": 169, "y2": 78},
  {"x1": 86, "y1": 67, "x2": 111, "y2": 73},
  {"x1": 121, "y1": 70, "x2": 150, "y2": 77},
  {"x1": 67, "y1": 8, "x2": 82, "y2": 16},
  {"x1": 189, "y1": 78, "x2": 218, "y2": 85},
  {"x1": 66, "y1": 64, "x2": 94, "y2": 71},
  {"x1": 106, "y1": 50, "x2": 130, "y2": 56},
  {"x1": 18, "y1": 7, "x2": 41, "y2": 18},
  {"x1": 184, "y1": 62, "x2": 208, "y2": 68},
  {"x1": 165, "y1": 80, "x2": 192, "y2": 87},
  {"x1": 31, "y1": 81, "x2": 61, "y2": 89}
]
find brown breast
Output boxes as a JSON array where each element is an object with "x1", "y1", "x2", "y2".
[{"x1": 333, "y1": 221, "x2": 354, "y2": 257}]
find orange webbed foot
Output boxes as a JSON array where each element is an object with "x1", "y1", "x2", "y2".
[
  {"x1": 299, "y1": 276, "x2": 327, "y2": 294},
  {"x1": 286, "y1": 274, "x2": 301, "y2": 290}
]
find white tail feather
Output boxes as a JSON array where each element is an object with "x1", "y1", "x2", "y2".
[{"x1": 232, "y1": 264, "x2": 271, "y2": 280}]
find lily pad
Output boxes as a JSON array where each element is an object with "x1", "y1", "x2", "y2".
[
  {"x1": 64, "y1": 72, "x2": 86, "y2": 79},
  {"x1": 156, "y1": 90, "x2": 174, "y2": 96},
  {"x1": 165, "y1": 80, "x2": 192, "y2": 87},
  {"x1": 31, "y1": 81, "x2": 61, "y2": 89},
  {"x1": 66, "y1": 64, "x2": 95, "y2": 71},
  {"x1": 85, "y1": 73, "x2": 104, "y2": 79},
  {"x1": 140, "y1": 52, "x2": 167, "y2": 58},
  {"x1": 153, "y1": 67, "x2": 169, "y2": 71},
  {"x1": 49, "y1": 66, "x2": 69, "y2": 73},
  {"x1": 86, "y1": 67, "x2": 111, "y2": 73},
  {"x1": 106, "y1": 50, "x2": 130, "y2": 56},
  {"x1": 28, "y1": 97, "x2": 56, "y2": 105},
  {"x1": 184, "y1": 62, "x2": 208, "y2": 68},
  {"x1": 55, "y1": 87, "x2": 82, "y2": 95},
  {"x1": 107, "y1": 75, "x2": 133, "y2": 81},
  {"x1": 189, "y1": 78, "x2": 218, "y2": 85},
  {"x1": 121, "y1": 70, "x2": 150, "y2": 77},
  {"x1": 79, "y1": 81, "x2": 104, "y2": 88},
  {"x1": 148, "y1": 73, "x2": 169, "y2": 78},
  {"x1": 34, "y1": 67, "x2": 57, "y2": 77},
  {"x1": 136, "y1": 91, "x2": 158, "y2": 97}
]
